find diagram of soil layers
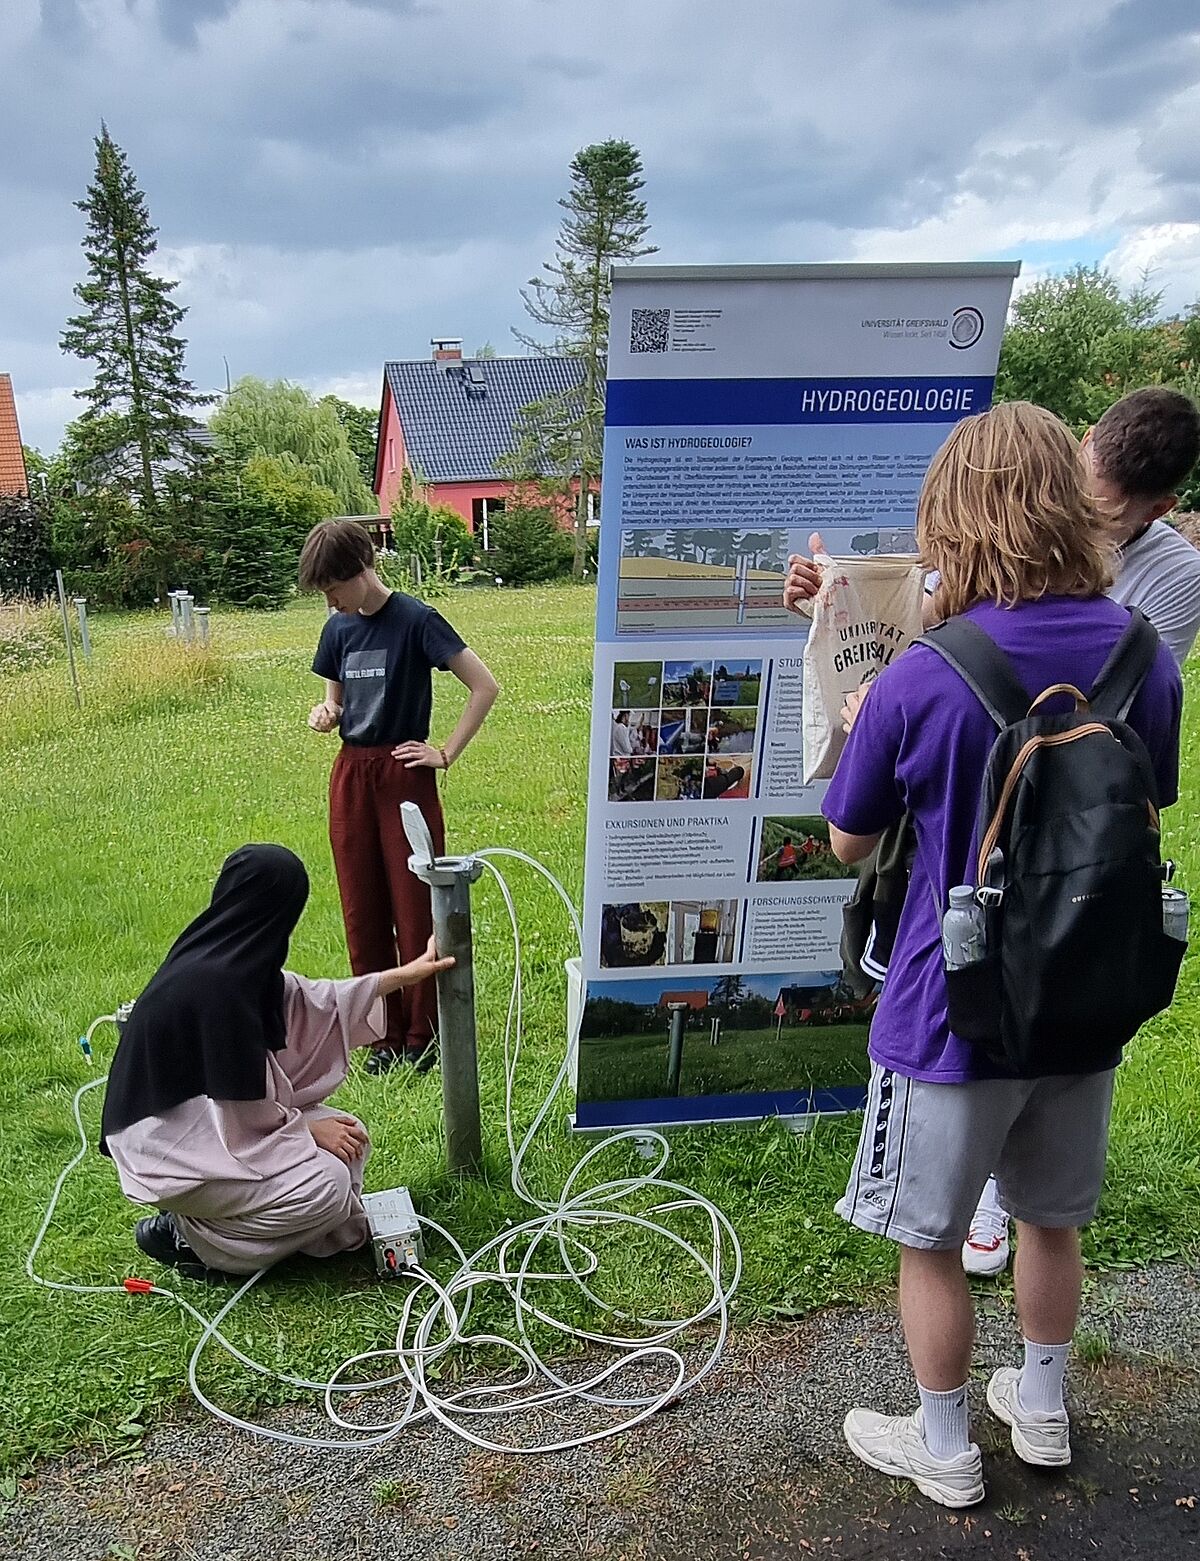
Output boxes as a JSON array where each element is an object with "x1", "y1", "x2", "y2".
[
  {"x1": 615, "y1": 525, "x2": 917, "y2": 634},
  {"x1": 616, "y1": 526, "x2": 791, "y2": 633}
]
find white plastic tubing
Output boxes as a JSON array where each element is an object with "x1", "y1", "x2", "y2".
[{"x1": 27, "y1": 848, "x2": 742, "y2": 1453}]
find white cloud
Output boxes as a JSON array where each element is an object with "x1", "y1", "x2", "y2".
[
  {"x1": 1102, "y1": 223, "x2": 1200, "y2": 312},
  {"x1": 843, "y1": 129, "x2": 1151, "y2": 266},
  {"x1": 303, "y1": 371, "x2": 382, "y2": 408}
]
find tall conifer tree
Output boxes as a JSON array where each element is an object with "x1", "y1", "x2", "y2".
[
  {"x1": 507, "y1": 141, "x2": 655, "y2": 576},
  {"x1": 61, "y1": 125, "x2": 209, "y2": 510}
]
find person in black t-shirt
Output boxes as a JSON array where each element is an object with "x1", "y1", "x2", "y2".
[{"x1": 299, "y1": 520, "x2": 499, "y2": 1074}]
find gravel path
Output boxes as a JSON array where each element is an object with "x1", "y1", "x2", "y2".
[{"x1": 3, "y1": 1265, "x2": 1198, "y2": 1560}]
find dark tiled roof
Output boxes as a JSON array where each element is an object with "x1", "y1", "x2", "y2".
[
  {"x1": 0, "y1": 375, "x2": 29, "y2": 496},
  {"x1": 383, "y1": 355, "x2": 584, "y2": 483}
]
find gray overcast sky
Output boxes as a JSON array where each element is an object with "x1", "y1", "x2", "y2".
[{"x1": 4, "y1": 0, "x2": 1200, "y2": 453}]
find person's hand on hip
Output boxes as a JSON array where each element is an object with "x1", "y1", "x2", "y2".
[{"x1": 392, "y1": 740, "x2": 448, "y2": 769}]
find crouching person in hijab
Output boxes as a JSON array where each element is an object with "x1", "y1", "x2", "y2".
[{"x1": 99, "y1": 844, "x2": 453, "y2": 1280}]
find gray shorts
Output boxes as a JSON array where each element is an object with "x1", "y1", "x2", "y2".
[{"x1": 837, "y1": 1063, "x2": 1117, "y2": 1251}]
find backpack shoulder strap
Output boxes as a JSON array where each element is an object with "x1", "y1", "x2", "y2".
[
  {"x1": 917, "y1": 617, "x2": 1029, "y2": 729},
  {"x1": 1088, "y1": 608, "x2": 1160, "y2": 720}
]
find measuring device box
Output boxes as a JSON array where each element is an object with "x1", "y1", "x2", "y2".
[{"x1": 361, "y1": 1187, "x2": 423, "y2": 1277}]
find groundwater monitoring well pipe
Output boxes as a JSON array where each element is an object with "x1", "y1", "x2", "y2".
[{"x1": 401, "y1": 801, "x2": 484, "y2": 1176}]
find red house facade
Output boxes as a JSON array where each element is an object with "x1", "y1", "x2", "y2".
[{"x1": 373, "y1": 339, "x2": 593, "y2": 548}]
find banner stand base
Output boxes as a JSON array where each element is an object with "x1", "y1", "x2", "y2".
[{"x1": 566, "y1": 1106, "x2": 858, "y2": 1146}]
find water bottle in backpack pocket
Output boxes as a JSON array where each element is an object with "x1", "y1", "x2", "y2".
[
  {"x1": 942, "y1": 886, "x2": 987, "y2": 969},
  {"x1": 1162, "y1": 884, "x2": 1190, "y2": 942},
  {"x1": 924, "y1": 609, "x2": 1186, "y2": 1078}
]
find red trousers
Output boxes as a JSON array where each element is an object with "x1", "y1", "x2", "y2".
[{"x1": 328, "y1": 746, "x2": 445, "y2": 1054}]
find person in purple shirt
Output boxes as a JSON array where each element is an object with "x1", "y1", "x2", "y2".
[
  {"x1": 786, "y1": 385, "x2": 1200, "y2": 1277},
  {"x1": 821, "y1": 402, "x2": 1181, "y2": 1508}
]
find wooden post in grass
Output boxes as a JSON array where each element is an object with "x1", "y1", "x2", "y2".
[{"x1": 54, "y1": 570, "x2": 82, "y2": 710}]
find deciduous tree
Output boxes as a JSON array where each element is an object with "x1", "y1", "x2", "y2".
[{"x1": 212, "y1": 378, "x2": 375, "y2": 514}]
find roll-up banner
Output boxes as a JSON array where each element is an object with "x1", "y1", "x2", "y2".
[{"x1": 575, "y1": 261, "x2": 1020, "y2": 1131}]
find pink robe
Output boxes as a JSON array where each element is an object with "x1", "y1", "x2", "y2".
[{"x1": 106, "y1": 972, "x2": 384, "y2": 1274}]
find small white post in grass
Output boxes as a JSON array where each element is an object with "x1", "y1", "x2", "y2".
[
  {"x1": 72, "y1": 598, "x2": 92, "y2": 662},
  {"x1": 179, "y1": 593, "x2": 195, "y2": 644},
  {"x1": 54, "y1": 570, "x2": 82, "y2": 710},
  {"x1": 194, "y1": 606, "x2": 211, "y2": 646}
]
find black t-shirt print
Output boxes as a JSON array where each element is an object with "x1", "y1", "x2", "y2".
[{"x1": 312, "y1": 592, "x2": 467, "y2": 746}]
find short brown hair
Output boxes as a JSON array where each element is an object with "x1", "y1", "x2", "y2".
[
  {"x1": 919, "y1": 400, "x2": 1114, "y2": 618},
  {"x1": 297, "y1": 519, "x2": 375, "y2": 591},
  {"x1": 1091, "y1": 387, "x2": 1200, "y2": 500}
]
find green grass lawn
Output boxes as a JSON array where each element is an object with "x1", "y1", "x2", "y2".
[{"x1": 2, "y1": 584, "x2": 1199, "y2": 1468}]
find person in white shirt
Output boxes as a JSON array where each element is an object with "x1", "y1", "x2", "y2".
[
  {"x1": 784, "y1": 385, "x2": 1200, "y2": 1278},
  {"x1": 1087, "y1": 388, "x2": 1200, "y2": 664},
  {"x1": 611, "y1": 710, "x2": 635, "y2": 758}
]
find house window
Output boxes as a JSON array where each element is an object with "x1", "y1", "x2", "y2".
[
  {"x1": 387, "y1": 437, "x2": 396, "y2": 473},
  {"x1": 472, "y1": 495, "x2": 505, "y2": 552}
]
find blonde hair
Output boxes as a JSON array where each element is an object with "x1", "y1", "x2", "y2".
[{"x1": 918, "y1": 401, "x2": 1115, "y2": 618}]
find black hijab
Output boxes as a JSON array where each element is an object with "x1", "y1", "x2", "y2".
[{"x1": 100, "y1": 845, "x2": 310, "y2": 1151}]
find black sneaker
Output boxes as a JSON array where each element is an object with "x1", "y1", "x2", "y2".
[
  {"x1": 364, "y1": 1043, "x2": 439, "y2": 1076},
  {"x1": 363, "y1": 1046, "x2": 404, "y2": 1076},
  {"x1": 407, "y1": 1039, "x2": 439, "y2": 1075},
  {"x1": 134, "y1": 1213, "x2": 229, "y2": 1282}
]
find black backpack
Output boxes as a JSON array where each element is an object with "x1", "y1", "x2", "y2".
[
  {"x1": 920, "y1": 608, "x2": 1184, "y2": 1078},
  {"x1": 840, "y1": 814, "x2": 915, "y2": 996}
]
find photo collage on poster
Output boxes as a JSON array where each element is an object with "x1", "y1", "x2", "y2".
[
  {"x1": 595, "y1": 633, "x2": 865, "y2": 984},
  {"x1": 607, "y1": 656, "x2": 761, "y2": 805}
]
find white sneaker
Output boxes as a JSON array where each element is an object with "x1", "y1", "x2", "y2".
[
  {"x1": 962, "y1": 1209, "x2": 1010, "y2": 1277},
  {"x1": 986, "y1": 1367, "x2": 1071, "y2": 1467},
  {"x1": 843, "y1": 1407, "x2": 984, "y2": 1508}
]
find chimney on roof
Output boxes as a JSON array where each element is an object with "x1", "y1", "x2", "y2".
[{"x1": 431, "y1": 337, "x2": 463, "y2": 370}]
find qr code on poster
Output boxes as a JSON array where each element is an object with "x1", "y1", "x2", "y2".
[{"x1": 630, "y1": 307, "x2": 670, "y2": 354}]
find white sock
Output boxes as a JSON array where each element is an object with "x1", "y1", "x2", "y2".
[
  {"x1": 976, "y1": 1176, "x2": 1006, "y2": 1221},
  {"x1": 917, "y1": 1382, "x2": 971, "y2": 1459},
  {"x1": 1018, "y1": 1339, "x2": 1069, "y2": 1415}
]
